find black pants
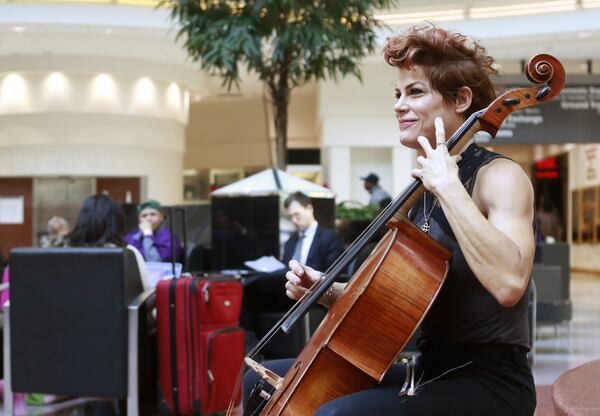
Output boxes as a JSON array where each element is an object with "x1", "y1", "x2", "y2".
[{"x1": 243, "y1": 342, "x2": 536, "y2": 416}]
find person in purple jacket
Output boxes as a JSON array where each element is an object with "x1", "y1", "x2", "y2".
[{"x1": 125, "y1": 199, "x2": 183, "y2": 263}]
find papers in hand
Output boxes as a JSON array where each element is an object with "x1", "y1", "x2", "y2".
[{"x1": 244, "y1": 256, "x2": 286, "y2": 273}]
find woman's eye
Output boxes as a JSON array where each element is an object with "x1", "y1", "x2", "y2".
[
  {"x1": 410, "y1": 88, "x2": 423, "y2": 95},
  {"x1": 394, "y1": 91, "x2": 401, "y2": 99}
]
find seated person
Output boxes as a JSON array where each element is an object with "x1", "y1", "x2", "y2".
[
  {"x1": 282, "y1": 192, "x2": 343, "y2": 272},
  {"x1": 70, "y1": 194, "x2": 150, "y2": 290},
  {"x1": 39, "y1": 216, "x2": 70, "y2": 248},
  {"x1": 244, "y1": 191, "x2": 343, "y2": 313},
  {"x1": 125, "y1": 199, "x2": 183, "y2": 263}
]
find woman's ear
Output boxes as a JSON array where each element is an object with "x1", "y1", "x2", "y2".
[{"x1": 455, "y1": 86, "x2": 473, "y2": 115}]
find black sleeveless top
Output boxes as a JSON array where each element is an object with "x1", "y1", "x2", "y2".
[{"x1": 409, "y1": 143, "x2": 531, "y2": 349}]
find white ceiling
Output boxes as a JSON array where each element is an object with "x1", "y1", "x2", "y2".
[{"x1": 1, "y1": 1, "x2": 600, "y2": 101}]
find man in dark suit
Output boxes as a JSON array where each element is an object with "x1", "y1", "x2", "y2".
[
  {"x1": 242, "y1": 192, "x2": 343, "y2": 354},
  {"x1": 281, "y1": 192, "x2": 343, "y2": 272},
  {"x1": 248, "y1": 192, "x2": 342, "y2": 310}
]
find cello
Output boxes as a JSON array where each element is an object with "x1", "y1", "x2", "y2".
[{"x1": 244, "y1": 53, "x2": 565, "y2": 415}]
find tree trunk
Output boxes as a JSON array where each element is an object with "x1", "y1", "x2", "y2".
[
  {"x1": 272, "y1": 92, "x2": 289, "y2": 170},
  {"x1": 269, "y1": 62, "x2": 291, "y2": 170}
]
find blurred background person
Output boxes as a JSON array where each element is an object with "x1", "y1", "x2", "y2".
[
  {"x1": 39, "y1": 216, "x2": 70, "y2": 248},
  {"x1": 536, "y1": 194, "x2": 563, "y2": 243},
  {"x1": 125, "y1": 199, "x2": 182, "y2": 263},
  {"x1": 361, "y1": 172, "x2": 392, "y2": 209},
  {"x1": 70, "y1": 194, "x2": 149, "y2": 290}
]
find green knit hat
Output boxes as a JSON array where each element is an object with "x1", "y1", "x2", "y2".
[{"x1": 137, "y1": 199, "x2": 162, "y2": 214}]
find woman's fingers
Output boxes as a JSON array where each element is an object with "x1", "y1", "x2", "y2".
[
  {"x1": 416, "y1": 155, "x2": 428, "y2": 167},
  {"x1": 285, "y1": 276, "x2": 308, "y2": 300},
  {"x1": 434, "y1": 117, "x2": 447, "y2": 149},
  {"x1": 288, "y1": 259, "x2": 304, "y2": 277},
  {"x1": 286, "y1": 261, "x2": 324, "y2": 299},
  {"x1": 285, "y1": 269, "x2": 301, "y2": 285},
  {"x1": 417, "y1": 136, "x2": 434, "y2": 156}
]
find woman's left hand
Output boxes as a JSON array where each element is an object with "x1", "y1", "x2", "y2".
[{"x1": 411, "y1": 117, "x2": 462, "y2": 196}]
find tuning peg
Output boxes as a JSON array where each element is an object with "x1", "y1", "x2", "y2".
[
  {"x1": 536, "y1": 86, "x2": 551, "y2": 100},
  {"x1": 502, "y1": 97, "x2": 521, "y2": 106}
]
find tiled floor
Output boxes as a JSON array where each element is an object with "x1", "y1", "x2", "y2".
[{"x1": 2, "y1": 272, "x2": 598, "y2": 415}]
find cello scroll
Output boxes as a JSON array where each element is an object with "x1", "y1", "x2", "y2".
[{"x1": 479, "y1": 53, "x2": 565, "y2": 137}]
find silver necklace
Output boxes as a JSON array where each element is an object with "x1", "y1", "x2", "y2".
[{"x1": 421, "y1": 192, "x2": 438, "y2": 233}]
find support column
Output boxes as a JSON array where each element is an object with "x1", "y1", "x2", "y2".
[
  {"x1": 323, "y1": 146, "x2": 351, "y2": 203},
  {"x1": 392, "y1": 146, "x2": 416, "y2": 197}
]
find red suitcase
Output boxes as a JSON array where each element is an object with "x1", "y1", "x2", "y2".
[{"x1": 157, "y1": 275, "x2": 245, "y2": 415}]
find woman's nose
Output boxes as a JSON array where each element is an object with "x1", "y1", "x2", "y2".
[{"x1": 394, "y1": 97, "x2": 408, "y2": 112}]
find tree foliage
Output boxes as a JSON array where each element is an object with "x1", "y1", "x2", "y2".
[{"x1": 164, "y1": 0, "x2": 395, "y2": 168}]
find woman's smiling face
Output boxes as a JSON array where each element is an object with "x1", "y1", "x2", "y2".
[{"x1": 393, "y1": 65, "x2": 464, "y2": 152}]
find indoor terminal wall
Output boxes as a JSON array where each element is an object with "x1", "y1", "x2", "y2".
[{"x1": 0, "y1": 69, "x2": 188, "y2": 204}]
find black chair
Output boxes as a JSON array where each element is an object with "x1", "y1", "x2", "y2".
[
  {"x1": 3, "y1": 248, "x2": 155, "y2": 415},
  {"x1": 533, "y1": 242, "x2": 572, "y2": 327},
  {"x1": 531, "y1": 263, "x2": 572, "y2": 328}
]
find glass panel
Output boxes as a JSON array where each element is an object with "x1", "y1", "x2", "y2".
[{"x1": 211, "y1": 196, "x2": 279, "y2": 270}]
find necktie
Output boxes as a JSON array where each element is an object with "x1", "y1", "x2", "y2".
[{"x1": 291, "y1": 233, "x2": 304, "y2": 262}]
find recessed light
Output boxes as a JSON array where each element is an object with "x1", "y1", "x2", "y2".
[{"x1": 12, "y1": 26, "x2": 26, "y2": 34}]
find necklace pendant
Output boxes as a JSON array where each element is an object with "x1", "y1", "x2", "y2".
[{"x1": 420, "y1": 221, "x2": 430, "y2": 233}]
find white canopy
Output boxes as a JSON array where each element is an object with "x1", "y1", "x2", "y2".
[{"x1": 211, "y1": 168, "x2": 335, "y2": 198}]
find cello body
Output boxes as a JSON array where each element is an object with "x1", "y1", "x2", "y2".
[{"x1": 261, "y1": 219, "x2": 451, "y2": 415}]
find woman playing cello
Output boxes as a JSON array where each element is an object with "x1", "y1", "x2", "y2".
[{"x1": 244, "y1": 24, "x2": 537, "y2": 416}]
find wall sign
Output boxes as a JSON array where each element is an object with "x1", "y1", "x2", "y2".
[
  {"x1": 475, "y1": 85, "x2": 600, "y2": 144},
  {"x1": 0, "y1": 196, "x2": 24, "y2": 224}
]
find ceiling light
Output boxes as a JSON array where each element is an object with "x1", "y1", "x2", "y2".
[
  {"x1": 133, "y1": 77, "x2": 157, "y2": 107},
  {"x1": 12, "y1": 26, "x2": 26, "y2": 34},
  {"x1": 470, "y1": 0, "x2": 576, "y2": 19},
  {"x1": 375, "y1": 9, "x2": 465, "y2": 25},
  {"x1": 0, "y1": 73, "x2": 30, "y2": 111},
  {"x1": 582, "y1": 0, "x2": 600, "y2": 8}
]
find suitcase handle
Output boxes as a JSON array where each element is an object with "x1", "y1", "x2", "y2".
[{"x1": 168, "y1": 206, "x2": 187, "y2": 275}]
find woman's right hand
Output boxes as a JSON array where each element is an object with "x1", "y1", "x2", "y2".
[{"x1": 285, "y1": 260, "x2": 323, "y2": 301}]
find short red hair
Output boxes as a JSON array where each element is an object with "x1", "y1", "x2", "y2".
[{"x1": 384, "y1": 25, "x2": 498, "y2": 118}]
